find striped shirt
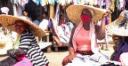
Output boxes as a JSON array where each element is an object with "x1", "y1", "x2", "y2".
[{"x1": 19, "y1": 31, "x2": 49, "y2": 66}]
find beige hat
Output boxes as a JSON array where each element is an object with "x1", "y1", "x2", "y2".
[
  {"x1": 66, "y1": 5, "x2": 106, "y2": 25},
  {"x1": 106, "y1": 10, "x2": 128, "y2": 36},
  {"x1": 0, "y1": 15, "x2": 46, "y2": 37}
]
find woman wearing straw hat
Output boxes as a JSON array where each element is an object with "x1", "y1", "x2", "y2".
[
  {"x1": 106, "y1": 10, "x2": 128, "y2": 66},
  {"x1": 0, "y1": 15, "x2": 49, "y2": 66},
  {"x1": 62, "y1": 5, "x2": 110, "y2": 66}
]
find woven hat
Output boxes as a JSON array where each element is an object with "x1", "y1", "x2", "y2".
[
  {"x1": 66, "y1": 5, "x2": 106, "y2": 25},
  {"x1": 106, "y1": 10, "x2": 128, "y2": 36},
  {"x1": 0, "y1": 15, "x2": 46, "y2": 37}
]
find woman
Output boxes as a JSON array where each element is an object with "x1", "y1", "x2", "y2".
[
  {"x1": 0, "y1": 15, "x2": 49, "y2": 66},
  {"x1": 106, "y1": 10, "x2": 128, "y2": 66},
  {"x1": 62, "y1": 5, "x2": 109, "y2": 66}
]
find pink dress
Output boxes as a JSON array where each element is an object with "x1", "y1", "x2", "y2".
[{"x1": 75, "y1": 27, "x2": 91, "y2": 52}]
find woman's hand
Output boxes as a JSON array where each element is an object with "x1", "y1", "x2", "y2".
[
  {"x1": 62, "y1": 54, "x2": 75, "y2": 66},
  {"x1": 102, "y1": 10, "x2": 111, "y2": 18}
]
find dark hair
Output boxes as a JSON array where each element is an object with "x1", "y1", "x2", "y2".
[
  {"x1": 0, "y1": 10, "x2": 2, "y2": 14},
  {"x1": 42, "y1": 11, "x2": 48, "y2": 19},
  {"x1": 15, "y1": 20, "x2": 29, "y2": 29},
  {"x1": 81, "y1": 8, "x2": 92, "y2": 16},
  {"x1": 125, "y1": 1, "x2": 128, "y2": 10}
]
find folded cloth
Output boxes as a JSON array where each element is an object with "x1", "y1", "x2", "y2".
[{"x1": 13, "y1": 56, "x2": 32, "y2": 66}]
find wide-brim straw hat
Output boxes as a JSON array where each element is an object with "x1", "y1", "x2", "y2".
[
  {"x1": 66, "y1": 5, "x2": 106, "y2": 25},
  {"x1": 0, "y1": 15, "x2": 46, "y2": 37},
  {"x1": 106, "y1": 10, "x2": 128, "y2": 36}
]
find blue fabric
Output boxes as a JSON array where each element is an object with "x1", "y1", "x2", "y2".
[
  {"x1": 119, "y1": 13, "x2": 128, "y2": 27},
  {"x1": 49, "y1": 20, "x2": 53, "y2": 29},
  {"x1": 114, "y1": 37, "x2": 128, "y2": 61},
  {"x1": 32, "y1": 20, "x2": 40, "y2": 26},
  {"x1": 36, "y1": 0, "x2": 41, "y2": 5},
  {"x1": 105, "y1": 17, "x2": 109, "y2": 25},
  {"x1": 119, "y1": 18, "x2": 127, "y2": 27}
]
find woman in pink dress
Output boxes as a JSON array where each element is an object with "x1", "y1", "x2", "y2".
[{"x1": 62, "y1": 5, "x2": 110, "y2": 66}]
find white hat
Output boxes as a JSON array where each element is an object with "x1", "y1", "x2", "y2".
[
  {"x1": 106, "y1": 10, "x2": 128, "y2": 36},
  {"x1": 0, "y1": 7, "x2": 9, "y2": 15}
]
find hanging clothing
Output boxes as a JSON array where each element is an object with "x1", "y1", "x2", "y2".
[{"x1": 0, "y1": 0, "x2": 14, "y2": 15}]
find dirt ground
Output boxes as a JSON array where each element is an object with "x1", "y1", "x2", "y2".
[{"x1": 0, "y1": 44, "x2": 114, "y2": 66}]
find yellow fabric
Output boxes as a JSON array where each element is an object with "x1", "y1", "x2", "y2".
[
  {"x1": 109, "y1": 0, "x2": 115, "y2": 12},
  {"x1": 13, "y1": 34, "x2": 21, "y2": 49},
  {"x1": 44, "y1": 0, "x2": 49, "y2": 4}
]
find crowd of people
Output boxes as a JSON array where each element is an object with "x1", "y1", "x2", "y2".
[{"x1": 0, "y1": 2, "x2": 128, "y2": 66}]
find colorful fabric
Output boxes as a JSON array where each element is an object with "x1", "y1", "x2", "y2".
[
  {"x1": 49, "y1": 0, "x2": 55, "y2": 5},
  {"x1": 36, "y1": 0, "x2": 41, "y2": 5},
  {"x1": 114, "y1": 37, "x2": 128, "y2": 61},
  {"x1": 73, "y1": 0, "x2": 80, "y2": 4},
  {"x1": 80, "y1": 0, "x2": 86, "y2": 5},
  {"x1": 119, "y1": 0, "x2": 126, "y2": 10},
  {"x1": 13, "y1": 56, "x2": 32, "y2": 66}
]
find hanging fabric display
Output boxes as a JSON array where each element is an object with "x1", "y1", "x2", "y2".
[
  {"x1": 105, "y1": 0, "x2": 110, "y2": 10},
  {"x1": 0, "y1": 0, "x2": 14, "y2": 15},
  {"x1": 41, "y1": 0, "x2": 47, "y2": 6},
  {"x1": 66, "y1": 0, "x2": 72, "y2": 4},
  {"x1": 73, "y1": 0, "x2": 80, "y2": 5},
  {"x1": 80, "y1": 0, "x2": 86, "y2": 5},
  {"x1": 49, "y1": 0, "x2": 55, "y2": 5},
  {"x1": 36, "y1": 0, "x2": 41, "y2": 5},
  {"x1": 59, "y1": 0, "x2": 66, "y2": 6},
  {"x1": 93, "y1": 0, "x2": 98, "y2": 5},
  {"x1": 119, "y1": 0, "x2": 126, "y2": 10}
]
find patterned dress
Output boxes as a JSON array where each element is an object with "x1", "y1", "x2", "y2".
[{"x1": 19, "y1": 31, "x2": 49, "y2": 66}]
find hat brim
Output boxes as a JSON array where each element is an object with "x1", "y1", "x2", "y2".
[
  {"x1": 0, "y1": 15, "x2": 46, "y2": 37},
  {"x1": 66, "y1": 5, "x2": 106, "y2": 25},
  {"x1": 106, "y1": 19, "x2": 128, "y2": 36},
  {"x1": 106, "y1": 10, "x2": 128, "y2": 36}
]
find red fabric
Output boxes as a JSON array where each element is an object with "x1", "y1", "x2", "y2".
[
  {"x1": 46, "y1": 64, "x2": 49, "y2": 66},
  {"x1": 16, "y1": 55, "x2": 27, "y2": 61},
  {"x1": 80, "y1": 15, "x2": 91, "y2": 23}
]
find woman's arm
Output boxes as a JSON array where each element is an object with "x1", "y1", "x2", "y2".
[
  {"x1": 68, "y1": 26, "x2": 76, "y2": 55},
  {"x1": 95, "y1": 17, "x2": 106, "y2": 40},
  {"x1": 95, "y1": 12, "x2": 110, "y2": 40},
  {"x1": 62, "y1": 26, "x2": 76, "y2": 65}
]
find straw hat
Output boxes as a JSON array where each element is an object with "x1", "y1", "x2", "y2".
[
  {"x1": 0, "y1": 15, "x2": 46, "y2": 37},
  {"x1": 66, "y1": 5, "x2": 106, "y2": 25},
  {"x1": 106, "y1": 10, "x2": 128, "y2": 36}
]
